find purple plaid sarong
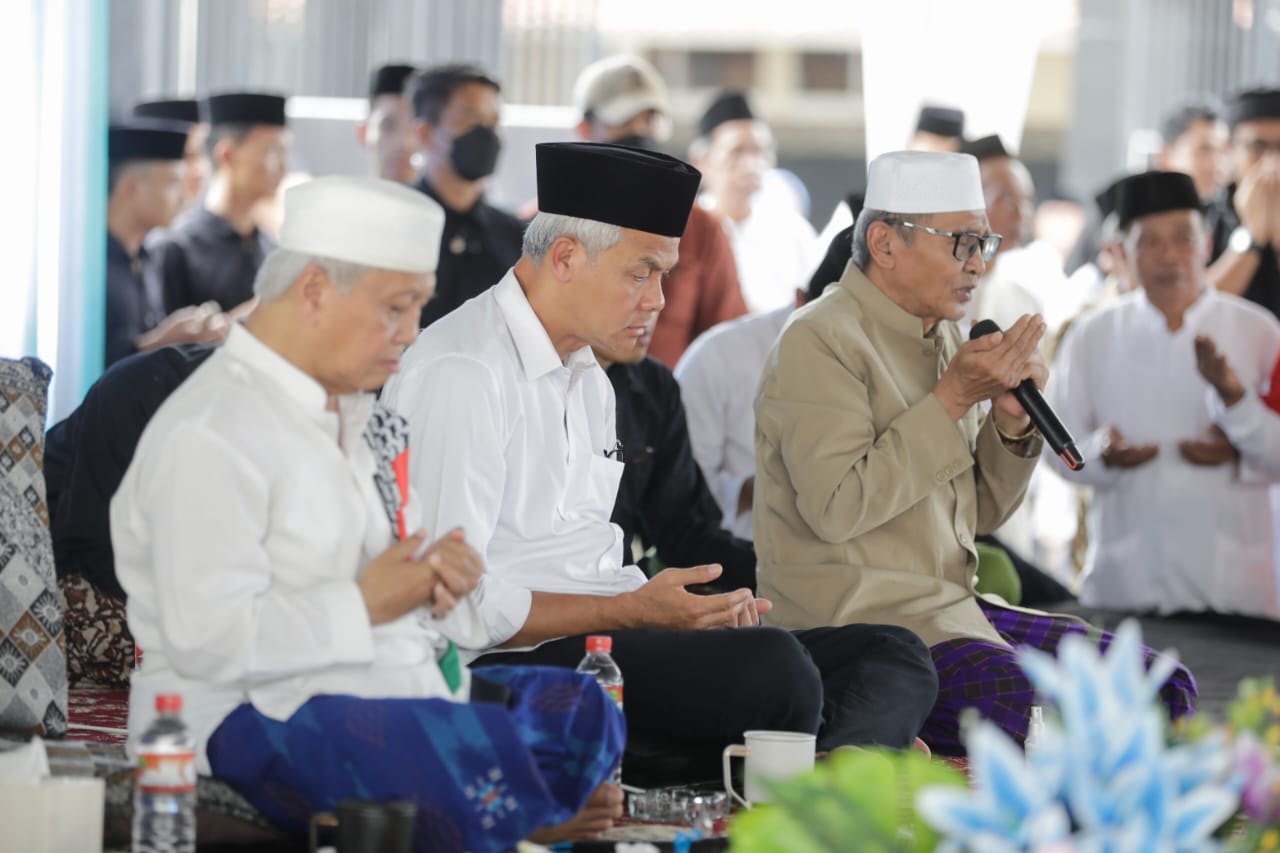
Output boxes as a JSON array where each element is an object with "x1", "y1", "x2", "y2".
[{"x1": 918, "y1": 602, "x2": 1197, "y2": 756}]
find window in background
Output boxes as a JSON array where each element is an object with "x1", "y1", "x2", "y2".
[
  {"x1": 688, "y1": 50, "x2": 756, "y2": 89},
  {"x1": 800, "y1": 51, "x2": 859, "y2": 93}
]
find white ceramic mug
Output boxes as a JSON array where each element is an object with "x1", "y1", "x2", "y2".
[{"x1": 722, "y1": 729, "x2": 816, "y2": 808}]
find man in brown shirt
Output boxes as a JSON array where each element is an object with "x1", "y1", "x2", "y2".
[
  {"x1": 572, "y1": 55, "x2": 747, "y2": 367},
  {"x1": 754, "y1": 151, "x2": 1196, "y2": 754}
]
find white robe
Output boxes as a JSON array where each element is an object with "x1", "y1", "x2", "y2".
[
  {"x1": 709, "y1": 198, "x2": 821, "y2": 314},
  {"x1": 675, "y1": 305, "x2": 792, "y2": 540},
  {"x1": 113, "y1": 325, "x2": 492, "y2": 771},
  {"x1": 1046, "y1": 286, "x2": 1280, "y2": 618}
]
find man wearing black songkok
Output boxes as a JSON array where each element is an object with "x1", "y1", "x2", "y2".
[
  {"x1": 132, "y1": 98, "x2": 210, "y2": 210},
  {"x1": 104, "y1": 124, "x2": 221, "y2": 367},
  {"x1": 153, "y1": 92, "x2": 289, "y2": 315},
  {"x1": 383, "y1": 142, "x2": 938, "y2": 783}
]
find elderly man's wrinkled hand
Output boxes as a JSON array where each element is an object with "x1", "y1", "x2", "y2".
[{"x1": 936, "y1": 314, "x2": 1047, "y2": 420}]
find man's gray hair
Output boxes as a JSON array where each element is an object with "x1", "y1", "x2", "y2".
[
  {"x1": 850, "y1": 208, "x2": 925, "y2": 272},
  {"x1": 522, "y1": 212, "x2": 624, "y2": 265},
  {"x1": 252, "y1": 248, "x2": 380, "y2": 302}
]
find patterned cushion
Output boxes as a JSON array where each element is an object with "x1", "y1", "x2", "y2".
[
  {"x1": 0, "y1": 356, "x2": 66, "y2": 736},
  {"x1": 0, "y1": 357, "x2": 52, "y2": 527},
  {"x1": 59, "y1": 574, "x2": 134, "y2": 688}
]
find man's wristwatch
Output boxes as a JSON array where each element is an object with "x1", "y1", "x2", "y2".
[{"x1": 1230, "y1": 225, "x2": 1261, "y2": 255}]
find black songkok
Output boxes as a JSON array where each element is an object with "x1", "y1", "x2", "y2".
[
  {"x1": 108, "y1": 123, "x2": 189, "y2": 164},
  {"x1": 132, "y1": 99, "x2": 200, "y2": 125},
  {"x1": 959, "y1": 134, "x2": 1011, "y2": 162},
  {"x1": 536, "y1": 142, "x2": 701, "y2": 238},
  {"x1": 697, "y1": 91, "x2": 756, "y2": 139},
  {"x1": 203, "y1": 92, "x2": 287, "y2": 127},
  {"x1": 915, "y1": 105, "x2": 965, "y2": 138},
  {"x1": 1113, "y1": 170, "x2": 1202, "y2": 229}
]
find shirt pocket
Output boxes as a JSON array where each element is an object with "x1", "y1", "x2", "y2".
[{"x1": 570, "y1": 455, "x2": 625, "y2": 521}]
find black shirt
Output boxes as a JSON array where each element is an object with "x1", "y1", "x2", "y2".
[
  {"x1": 155, "y1": 206, "x2": 274, "y2": 313},
  {"x1": 1206, "y1": 184, "x2": 1280, "y2": 319},
  {"x1": 104, "y1": 233, "x2": 166, "y2": 367},
  {"x1": 606, "y1": 357, "x2": 757, "y2": 592},
  {"x1": 45, "y1": 344, "x2": 215, "y2": 599},
  {"x1": 413, "y1": 177, "x2": 525, "y2": 327}
]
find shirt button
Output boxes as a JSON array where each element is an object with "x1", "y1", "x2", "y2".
[{"x1": 959, "y1": 533, "x2": 971, "y2": 546}]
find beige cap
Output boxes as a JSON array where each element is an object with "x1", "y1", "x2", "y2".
[
  {"x1": 864, "y1": 151, "x2": 986, "y2": 214},
  {"x1": 279, "y1": 176, "x2": 445, "y2": 274},
  {"x1": 573, "y1": 55, "x2": 670, "y2": 126}
]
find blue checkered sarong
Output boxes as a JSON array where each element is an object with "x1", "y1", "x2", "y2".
[
  {"x1": 206, "y1": 665, "x2": 625, "y2": 853},
  {"x1": 919, "y1": 602, "x2": 1197, "y2": 756}
]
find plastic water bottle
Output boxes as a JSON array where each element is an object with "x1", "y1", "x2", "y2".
[
  {"x1": 1024, "y1": 704, "x2": 1046, "y2": 759},
  {"x1": 577, "y1": 635, "x2": 623, "y2": 782},
  {"x1": 134, "y1": 694, "x2": 197, "y2": 852}
]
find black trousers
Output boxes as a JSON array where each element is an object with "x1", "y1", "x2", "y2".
[{"x1": 472, "y1": 623, "x2": 937, "y2": 761}]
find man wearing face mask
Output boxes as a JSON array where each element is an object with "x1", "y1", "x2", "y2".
[
  {"x1": 408, "y1": 64, "x2": 526, "y2": 327},
  {"x1": 572, "y1": 55, "x2": 748, "y2": 367}
]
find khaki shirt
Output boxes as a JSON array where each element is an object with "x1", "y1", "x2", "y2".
[{"x1": 753, "y1": 265, "x2": 1042, "y2": 648}]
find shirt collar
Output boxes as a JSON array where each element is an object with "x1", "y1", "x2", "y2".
[
  {"x1": 223, "y1": 324, "x2": 342, "y2": 430},
  {"x1": 494, "y1": 270, "x2": 599, "y2": 381},
  {"x1": 1135, "y1": 282, "x2": 1212, "y2": 330},
  {"x1": 839, "y1": 265, "x2": 936, "y2": 342},
  {"x1": 191, "y1": 206, "x2": 257, "y2": 242}
]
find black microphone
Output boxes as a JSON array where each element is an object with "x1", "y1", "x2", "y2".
[{"x1": 968, "y1": 319, "x2": 1084, "y2": 471}]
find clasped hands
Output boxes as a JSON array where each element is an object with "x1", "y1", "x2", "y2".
[{"x1": 359, "y1": 528, "x2": 484, "y2": 625}]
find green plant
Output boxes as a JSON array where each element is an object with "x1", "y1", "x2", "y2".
[{"x1": 728, "y1": 747, "x2": 965, "y2": 853}]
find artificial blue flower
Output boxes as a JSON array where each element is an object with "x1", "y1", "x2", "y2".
[{"x1": 917, "y1": 620, "x2": 1238, "y2": 853}]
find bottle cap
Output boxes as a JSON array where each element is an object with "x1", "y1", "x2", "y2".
[
  {"x1": 586, "y1": 635, "x2": 612, "y2": 653},
  {"x1": 156, "y1": 694, "x2": 183, "y2": 714}
]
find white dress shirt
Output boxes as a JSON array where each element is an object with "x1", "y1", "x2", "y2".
[
  {"x1": 675, "y1": 305, "x2": 793, "y2": 540},
  {"x1": 382, "y1": 271, "x2": 648, "y2": 656},
  {"x1": 1047, "y1": 286, "x2": 1280, "y2": 618},
  {"x1": 709, "y1": 198, "x2": 820, "y2": 314},
  {"x1": 113, "y1": 325, "x2": 487, "y2": 772}
]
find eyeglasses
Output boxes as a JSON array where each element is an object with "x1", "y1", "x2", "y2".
[{"x1": 896, "y1": 220, "x2": 1003, "y2": 263}]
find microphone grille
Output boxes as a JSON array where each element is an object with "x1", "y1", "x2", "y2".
[{"x1": 969, "y1": 319, "x2": 1001, "y2": 341}]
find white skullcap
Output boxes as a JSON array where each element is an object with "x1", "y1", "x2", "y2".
[
  {"x1": 864, "y1": 150, "x2": 986, "y2": 214},
  {"x1": 279, "y1": 175, "x2": 445, "y2": 274}
]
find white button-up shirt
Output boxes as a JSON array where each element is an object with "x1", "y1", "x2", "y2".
[
  {"x1": 113, "y1": 325, "x2": 486, "y2": 772},
  {"x1": 1047, "y1": 286, "x2": 1280, "y2": 618},
  {"x1": 382, "y1": 271, "x2": 648, "y2": 655},
  {"x1": 675, "y1": 305, "x2": 793, "y2": 540},
  {"x1": 709, "y1": 199, "x2": 820, "y2": 314}
]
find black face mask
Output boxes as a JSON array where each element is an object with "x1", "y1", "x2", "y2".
[
  {"x1": 449, "y1": 124, "x2": 502, "y2": 181},
  {"x1": 610, "y1": 133, "x2": 659, "y2": 152}
]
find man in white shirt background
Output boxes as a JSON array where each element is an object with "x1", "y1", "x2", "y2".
[
  {"x1": 1049, "y1": 170, "x2": 1280, "y2": 620},
  {"x1": 113, "y1": 176, "x2": 626, "y2": 852},
  {"x1": 383, "y1": 142, "x2": 939, "y2": 784},
  {"x1": 689, "y1": 91, "x2": 821, "y2": 315}
]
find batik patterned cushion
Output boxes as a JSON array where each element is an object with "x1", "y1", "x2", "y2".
[
  {"x1": 0, "y1": 357, "x2": 52, "y2": 527},
  {"x1": 0, "y1": 356, "x2": 67, "y2": 736}
]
